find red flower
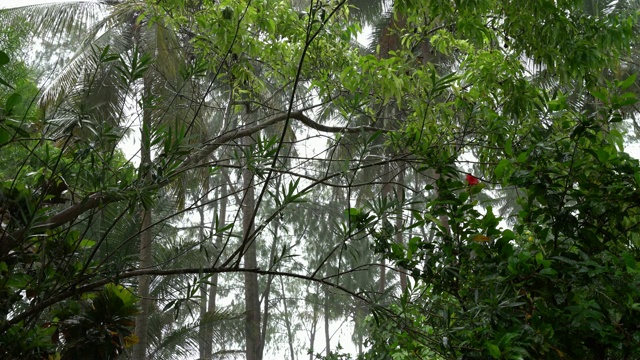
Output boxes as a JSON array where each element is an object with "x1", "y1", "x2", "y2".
[{"x1": 466, "y1": 173, "x2": 479, "y2": 186}]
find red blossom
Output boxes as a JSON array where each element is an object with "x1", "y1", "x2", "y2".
[{"x1": 466, "y1": 173, "x2": 479, "y2": 186}]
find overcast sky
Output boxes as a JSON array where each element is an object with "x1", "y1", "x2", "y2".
[{"x1": 0, "y1": 0, "x2": 85, "y2": 9}]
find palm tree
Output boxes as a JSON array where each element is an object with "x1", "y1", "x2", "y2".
[
  {"x1": 1, "y1": 2, "x2": 209, "y2": 358},
  {"x1": 1, "y1": 0, "x2": 445, "y2": 358}
]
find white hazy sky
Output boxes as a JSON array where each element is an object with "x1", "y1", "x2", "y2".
[{"x1": 0, "y1": 0, "x2": 86, "y2": 8}]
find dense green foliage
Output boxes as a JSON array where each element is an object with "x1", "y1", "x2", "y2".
[
  {"x1": 368, "y1": 101, "x2": 640, "y2": 358},
  {"x1": 1, "y1": 0, "x2": 640, "y2": 359}
]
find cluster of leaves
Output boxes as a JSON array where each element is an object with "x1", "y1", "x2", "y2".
[
  {"x1": 365, "y1": 84, "x2": 640, "y2": 359},
  {"x1": 0, "y1": 46, "x2": 142, "y2": 358},
  {"x1": 2, "y1": 283, "x2": 139, "y2": 359}
]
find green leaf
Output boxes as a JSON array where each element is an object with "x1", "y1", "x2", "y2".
[
  {"x1": 501, "y1": 229, "x2": 515, "y2": 241},
  {"x1": 591, "y1": 89, "x2": 608, "y2": 103},
  {"x1": 516, "y1": 151, "x2": 528, "y2": 163},
  {"x1": 595, "y1": 149, "x2": 609, "y2": 163},
  {"x1": 486, "y1": 342, "x2": 501, "y2": 359},
  {"x1": 0, "y1": 50, "x2": 8, "y2": 66},
  {"x1": 7, "y1": 273, "x2": 33, "y2": 289},
  {"x1": 618, "y1": 74, "x2": 636, "y2": 90},
  {"x1": 0, "y1": 76, "x2": 13, "y2": 89},
  {"x1": 495, "y1": 159, "x2": 510, "y2": 178},
  {"x1": 79, "y1": 239, "x2": 96, "y2": 248},
  {"x1": 548, "y1": 98, "x2": 565, "y2": 111},
  {"x1": 504, "y1": 137, "x2": 513, "y2": 156},
  {"x1": 391, "y1": 243, "x2": 404, "y2": 257},
  {"x1": 539, "y1": 268, "x2": 557, "y2": 276},
  {"x1": 367, "y1": 130, "x2": 382, "y2": 145},
  {"x1": 346, "y1": 208, "x2": 360, "y2": 216},
  {"x1": 162, "y1": 300, "x2": 176, "y2": 312},
  {"x1": 622, "y1": 251, "x2": 636, "y2": 271},
  {"x1": 5, "y1": 93, "x2": 22, "y2": 113},
  {"x1": 612, "y1": 93, "x2": 637, "y2": 108},
  {"x1": 0, "y1": 128, "x2": 11, "y2": 146}
]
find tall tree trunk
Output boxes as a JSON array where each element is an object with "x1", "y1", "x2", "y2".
[
  {"x1": 324, "y1": 286, "x2": 330, "y2": 358},
  {"x1": 243, "y1": 164, "x2": 262, "y2": 360},
  {"x1": 203, "y1": 182, "x2": 227, "y2": 359},
  {"x1": 353, "y1": 304, "x2": 365, "y2": 356},
  {"x1": 357, "y1": 308, "x2": 364, "y2": 355},
  {"x1": 414, "y1": 170, "x2": 429, "y2": 241},
  {"x1": 259, "y1": 270, "x2": 275, "y2": 357},
  {"x1": 280, "y1": 277, "x2": 296, "y2": 360},
  {"x1": 378, "y1": 257, "x2": 386, "y2": 294},
  {"x1": 259, "y1": 215, "x2": 280, "y2": 357},
  {"x1": 396, "y1": 164, "x2": 407, "y2": 291},
  {"x1": 204, "y1": 89, "x2": 235, "y2": 359},
  {"x1": 198, "y1": 203, "x2": 208, "y2": 360},
  {"x1": 308, "y1": 287, "x2": 319, "y2": 360},
  {"x1": 133, "y1": 84, "x2": 153, "y2": 360},
  {"x1": 133, "y1": 208, "x2": 152, "y2": 360},
  {"x1": 378, "y1": 162, "x2": 392, "y2": 294}
]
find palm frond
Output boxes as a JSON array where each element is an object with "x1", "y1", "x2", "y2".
[
  {"x1": 38, "y1": 21, "x2": 131, "y2": 110},
  {"x1": 366, "y1": 10, "x2": 393, "y2": 53},
  {"x1": 348, "y1": 0, "x2": 388, "y2": 26},
  {"x1": 0, "y1": 1, "x2": 108, "y2": 41}
]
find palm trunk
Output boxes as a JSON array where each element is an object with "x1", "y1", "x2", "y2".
[
  {"x1": 133, "y1": 208, "x2": 152, "y2": 360},
  {"x1": 280, "y1": 277, "x2": 296, "y2": 360},
  {"x1": 308, "y1": 288, "x2": 319, "y2": 360},
  {"x1": 259, "y1": 272, "x2": 275, "y2": 357},
  {"x1": 203, "y1": 182, "x2": 227, "y2": 359},
  {"x1": 133, "y1": 83, "x2": 153, "y2": 360},
  {"x1": 243, "y1": 164, "x2": 262, "y2": 360},
  {"x1": 378, "y1": 257, "x2": 386, "y2": 294},
  {"x1": 259, "y1": 215, "x2": 280, "y2": 357},
  {"x1": 204, "y1": 89, "x2": 235, "y2": 359},
  {"x1": 356, "y1": 306, "x2": 364, "y2": 355},
  {"x1": 198, "y1": 203, "x2": 208, "y2": 360},
  {"x1": 324, "y1": 286, "x2": 330, "y2": 358}
]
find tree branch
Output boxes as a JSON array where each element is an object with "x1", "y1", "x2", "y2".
[
  {"x1": 3, "y1": 266, "x2": 377, "y2": 332},
  {"x1": 0, "y1": 110, "x2": 384, "y2": 258}
]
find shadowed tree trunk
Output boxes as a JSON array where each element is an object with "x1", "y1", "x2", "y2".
[{"x1": 379, "y1": 139, "x2": 393, "y2": 295}]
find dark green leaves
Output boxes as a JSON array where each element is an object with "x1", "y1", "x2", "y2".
[{"x1": 0, "y1": 50, "x2": 13, "y2": 89}]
